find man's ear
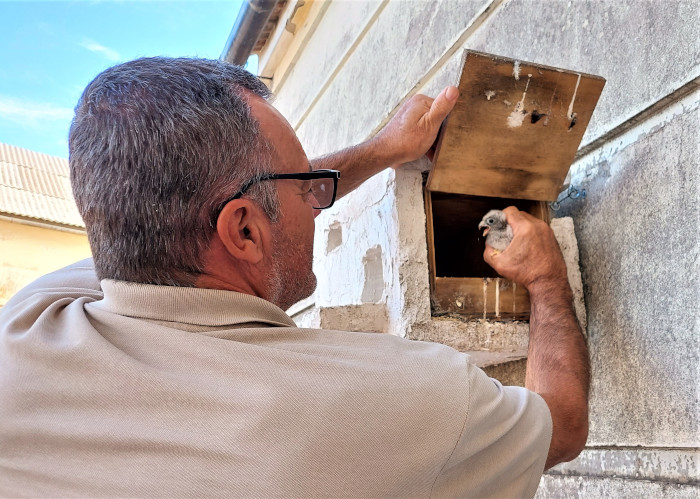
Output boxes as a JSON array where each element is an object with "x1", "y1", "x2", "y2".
[{"x1": 216, "y1": 199, "x2": 267, "y2": 264}]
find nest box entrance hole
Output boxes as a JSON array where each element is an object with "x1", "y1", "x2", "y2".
[{"x1": 428, "y1": 191, "x2": 546, "y2": 279}]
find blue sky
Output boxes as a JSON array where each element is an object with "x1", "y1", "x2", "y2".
[{"x1": 0, "y1": 0, "x2": 251, "y2": 159}]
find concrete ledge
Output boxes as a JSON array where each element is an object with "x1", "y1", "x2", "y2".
[
  {"x1": 548, "y1": 447, "x2": 699, "y2": 485},
  {"x1": 409, "y1": 317, "x2": 530, "y2": 353},
  {"x1": 464, "y1": 349, "x2": 527, "y2": 369},
  {"x1": 537, "y1": 474, "x2": 699, "y2": 499},
  {"x1": 291, "y1": 303, "x2": 389, "y2": 333}
]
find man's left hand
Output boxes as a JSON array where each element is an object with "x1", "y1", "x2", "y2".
[{"x1": 373, "y1": 86, "x2": 459, "y2": 168}]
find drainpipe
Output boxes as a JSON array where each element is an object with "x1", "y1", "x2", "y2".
[{"x1": 221, "y1": 0, "x2": 278, "y2": 65}]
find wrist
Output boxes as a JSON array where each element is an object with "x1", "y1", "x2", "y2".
[
  {"x1": 367, "y1": 131, "x2": 411, "y2": 168},
  {"x1": 527, "y1": 274, "x2": 573, "y2": 300}
]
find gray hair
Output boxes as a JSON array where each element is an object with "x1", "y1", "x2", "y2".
[{"x1": 69, "y1": 57, "x2": 278, "y2": 286}]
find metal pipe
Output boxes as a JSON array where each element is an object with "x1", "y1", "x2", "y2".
[{"x1": 220, "y1": 0, "x2": 278, "y2": 65}]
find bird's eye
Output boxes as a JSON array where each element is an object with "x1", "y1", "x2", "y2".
[{"x1": 487, "y1": 218, "x2": 495, "y2": 224}]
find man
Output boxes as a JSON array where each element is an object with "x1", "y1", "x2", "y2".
[{"x1": 0, "y1": 58, "x2": 588, "y2": 497}]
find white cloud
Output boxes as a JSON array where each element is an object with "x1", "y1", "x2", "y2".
[
  {"x1": 79, "y1": 38, "x2": 121, "y2": 61},
  {"x1": 0, "y1": 96, "x2": 74, "y2": 129}
]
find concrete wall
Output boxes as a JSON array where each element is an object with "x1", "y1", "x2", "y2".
[
  {"x1": 270, "y1": 0, "x2": 699, "y2": 494},
  {"x1": 0, "y1": 218, "x2": 92, "y2": 306}
]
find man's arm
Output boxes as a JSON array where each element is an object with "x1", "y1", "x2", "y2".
[
  {"x1": 311, "y1": 86, "x2": 459, "y2": 199},
  {"x1": 484, "y1": 207, "x2": 590, "y2": 470}
]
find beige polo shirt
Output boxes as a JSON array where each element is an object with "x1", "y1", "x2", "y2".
[{"x1": 0, "y1": 259, "x2": 551, "y2": 497}]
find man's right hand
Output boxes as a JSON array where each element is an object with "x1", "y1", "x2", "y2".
[
  {"x1": 484, "y1": 206, "x2": 590, "y2": 470},
  {"x1": 483, "y1": 206, "x2": 568, "y2": 291}
]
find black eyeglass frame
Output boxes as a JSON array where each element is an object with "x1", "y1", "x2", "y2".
[{"x1": 223, "y1": 169, "x2": 341, "y2": 211}]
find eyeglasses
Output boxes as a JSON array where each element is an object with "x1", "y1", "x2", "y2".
[{"x1": 225, "y1": 169, "x2": 340, "y2": 210}]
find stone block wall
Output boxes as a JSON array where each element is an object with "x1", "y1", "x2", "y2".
[{"x1": 270, "y1": 0, "x2": 699, "y2": 494}]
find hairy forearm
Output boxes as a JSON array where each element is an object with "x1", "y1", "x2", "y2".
[
  {"x1": 526, "y1": 277, "x2": 590, "y2": 467},
  {"x1": 311, "y1": 137, "x2": 395, "y2": 200},
  {"x1": 526, "y1": 279, "x2": 589, "y2": 394}
]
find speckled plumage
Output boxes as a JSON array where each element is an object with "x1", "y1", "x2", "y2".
[{"x1": 478, "y1": 209, "x2": 513, "y2": 254}]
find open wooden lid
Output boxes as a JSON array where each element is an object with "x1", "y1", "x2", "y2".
[{"x1": 427, "y1": 51, "x2": 605, "y2": 201}]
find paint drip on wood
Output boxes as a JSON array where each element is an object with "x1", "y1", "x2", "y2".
[{"x1": 507, "y1": 74, "x2": 532, "y2": 128}]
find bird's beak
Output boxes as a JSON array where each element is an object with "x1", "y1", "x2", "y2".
[{"x1": 478, "y1": 221, "x2": 489, "y2": 236}]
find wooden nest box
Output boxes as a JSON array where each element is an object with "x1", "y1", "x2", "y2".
[{"x1": 425, "y1": 50, "x2": 605, "y2": 320}]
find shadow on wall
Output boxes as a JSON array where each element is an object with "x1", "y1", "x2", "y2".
[{"x1": 361, "y1": 245, "x2": 383, "y2": 303}]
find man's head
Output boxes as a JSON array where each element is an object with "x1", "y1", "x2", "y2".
[
  {"x1": 70, "y1": 57, "x2": 284, "y2": 287},
  {"x1": 70, "y1": 57, "x2": 322, "y2": 308},
  {"x1": 211, "y1": 94, "x2": 321, "y2": 309}
]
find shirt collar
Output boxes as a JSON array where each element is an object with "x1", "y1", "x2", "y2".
[{"x1": 88, "y1": 279, "x2": 297, "y2": 328}]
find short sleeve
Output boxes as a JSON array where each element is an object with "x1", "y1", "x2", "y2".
[
  {"x1": 1, "y1": 258, "x2": 102, "y2": 310},
  {"x1": 431, "y1": 360, "x2": 552, "y2": 498}
]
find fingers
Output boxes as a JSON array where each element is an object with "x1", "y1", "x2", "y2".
[
  {"x1": 484, "y1": 207, "x2": 525, "y2": 271},
  {"x1": 487, "y1": 207, "x2": 567, "y2": 289},
  {"x1": 483, "y1": 243, "x2": 497, "y2": 268},
  {"x1": 502, "y1": 206, "x2": 526, "y2": 224},
  {"x1": 503, "y1": 206, "x2": 542, "y2": 233},
  {"x1": 378, "y1": 86, "x2": 459, "y2": 167},
  {"x1": 424, "y1": 86, "x2": 459, "y2": 129}
]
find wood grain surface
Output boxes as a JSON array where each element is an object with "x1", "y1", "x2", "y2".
[{"x1": 428, "y1": 50, "x2": 605, "y2": 201}]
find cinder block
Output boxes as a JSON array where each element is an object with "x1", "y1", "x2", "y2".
[
  {"x1": 483, "y1": 358, "x2": 526, "y2": 387},
  {"x1": 318, "y1": 304, "x2": 389, "y2": 333}
]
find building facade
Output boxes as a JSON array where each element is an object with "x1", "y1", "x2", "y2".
[
  {"x1": 0, "y1": 142, "x2": 91, "y2": 307},
  {"x1": 241, "y1": 0, "x2": 699, "y2": 495}
]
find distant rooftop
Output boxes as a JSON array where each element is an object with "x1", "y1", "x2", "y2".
[{"x1": 0, "y1": 142, "x2": 85, "y2": 229}]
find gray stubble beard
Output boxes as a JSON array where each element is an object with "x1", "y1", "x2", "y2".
[{"x1": 268, "y1": 229, "x2": 317, "y2": 311}]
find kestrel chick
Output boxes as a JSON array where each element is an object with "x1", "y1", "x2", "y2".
[{"x1": 478, "y1": 209, "x2": 513, "y2": 256}]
